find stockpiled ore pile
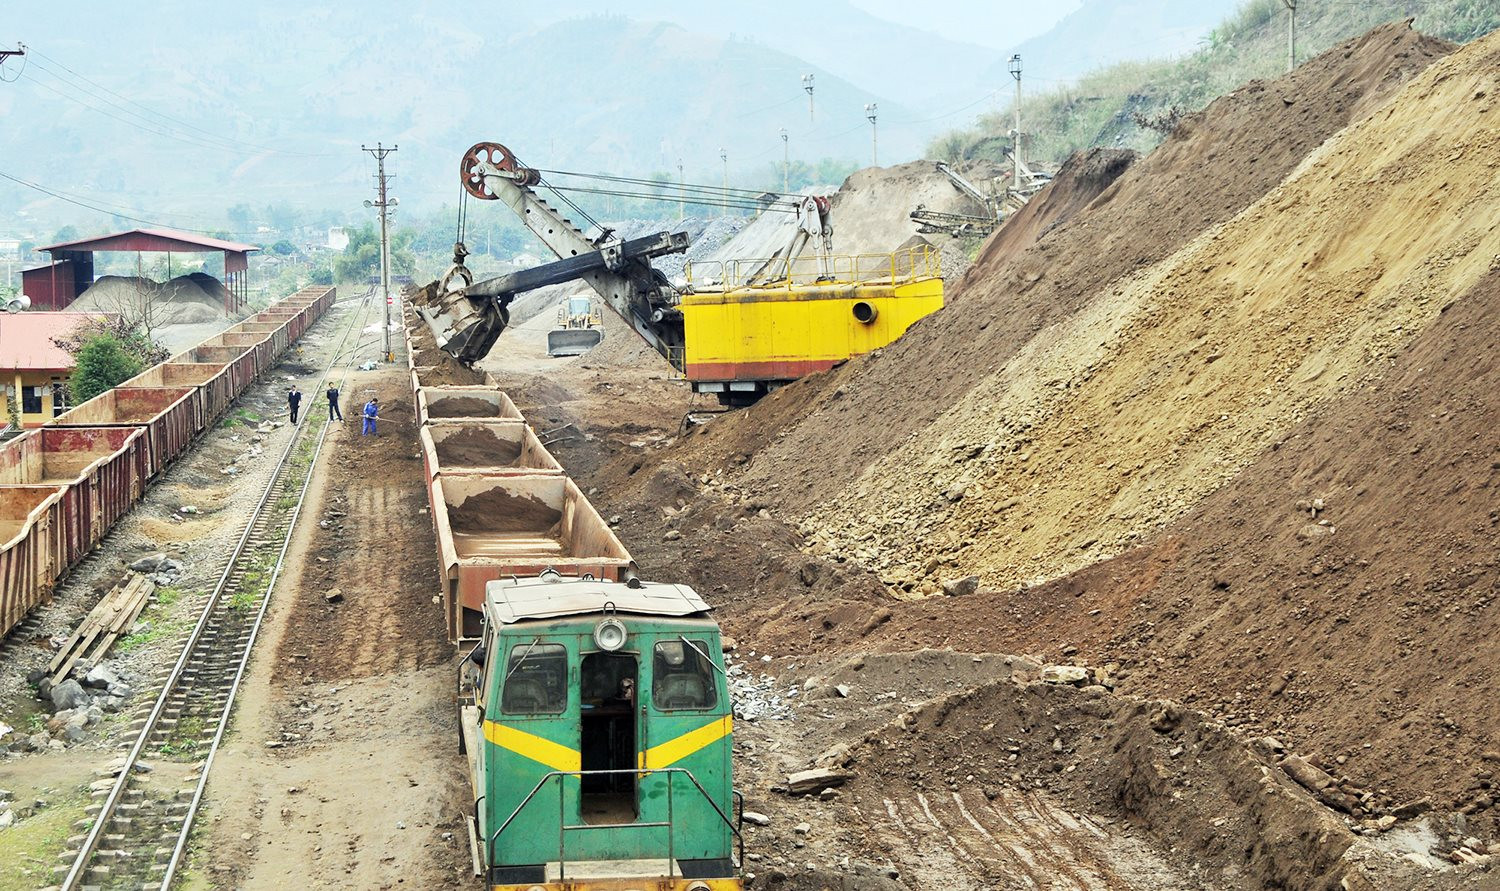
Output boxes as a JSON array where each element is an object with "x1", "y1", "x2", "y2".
[
  {"x1": 620, "y1": 19, "x2": 1500, "y2": 834},
  {"x1": 804, "y1": 23, "x2": 1495, "y2": 594}
]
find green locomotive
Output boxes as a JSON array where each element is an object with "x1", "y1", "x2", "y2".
[{"x1": 460, "y1": 572, "x2": 743, "y2": 891}]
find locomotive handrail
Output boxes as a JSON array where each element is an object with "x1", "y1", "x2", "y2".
[{"x1": 487, "y1": 766, "x2": 742, "y2": 880}]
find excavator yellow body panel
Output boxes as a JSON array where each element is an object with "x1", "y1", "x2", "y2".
[{"x1": 679, "y1": 276, "x2": 943, "y2": 383}]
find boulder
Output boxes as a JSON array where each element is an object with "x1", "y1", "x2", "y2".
[
  {"x1": 1040, "y1": 665, "x2": 1089, "y2": 686},
  {"x1": 50, "y1": 679, "x2": 89, "y2": 711},
  {"x1": 128, "y1": 552, "x2": 168, "y2": 572},
  {"x1": 84, "y1": 663, "x2": 122, "y2": 690},
  {"x1": 941, "y1": 576, "x2": 980, "y2": 597},
  {"x1": 784, "y1": 768, "x2": 853, "y2": 795}
]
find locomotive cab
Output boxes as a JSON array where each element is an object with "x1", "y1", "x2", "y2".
[{"x1": 460, "y1": 573, "x2": 742, "y2": 891}]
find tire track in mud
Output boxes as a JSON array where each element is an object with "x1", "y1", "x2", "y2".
[{"x1": 860, "y1": 788, "x2": 1189, "y2": 891}]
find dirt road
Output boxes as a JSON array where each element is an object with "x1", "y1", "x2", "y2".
[{"x1": 194, "y1": 361, "x2": 470, "y2": 889}]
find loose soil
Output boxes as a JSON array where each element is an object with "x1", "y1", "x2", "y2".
[
  {"x1": 448, "y1": 488, "x2": 560, "y2": 535},
  {"x1": 197, "y1": 355, "x2": 468, "y2": 889},
  {"x1": 426, "y1": 395, "x2": 505, "y2": 419},
  {"x1": 433, "y1": 426, "x2": 524, "y2": 467}
]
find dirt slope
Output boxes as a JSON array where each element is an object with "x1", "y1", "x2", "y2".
[
  {"x1": 970, "y1": 147, "x2": 1135, "y2": 274},
  {"x1": 692, "y1": 21, "x2": 1452, "y2": 526},
  {"x1": 800, "y1": 24, "x2": 1498, "y2": 595},
  {"x1": 837, "y1": 262, "x2": 1500, "y2": 832}
]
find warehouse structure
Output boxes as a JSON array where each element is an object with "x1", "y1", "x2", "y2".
[{"x1": 21, "y1": 228, "x2": 258, "y2": 314}]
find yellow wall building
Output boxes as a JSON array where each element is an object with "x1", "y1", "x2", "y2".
[{"x1": 0, "y1": 312, "x2": 104, "y2": 429}]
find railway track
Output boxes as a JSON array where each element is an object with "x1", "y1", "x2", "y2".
[{"x1": 54, "y1": 292, "x2": 379, "y2": 891}]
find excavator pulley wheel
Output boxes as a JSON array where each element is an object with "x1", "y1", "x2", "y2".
[{"x1": 461, "y1": 141, "x2": 538, "y2": 198}]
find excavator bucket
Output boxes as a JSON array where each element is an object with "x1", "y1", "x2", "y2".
[{"x1": 546, "y1": 327, "x2": 604, "y2": 357}]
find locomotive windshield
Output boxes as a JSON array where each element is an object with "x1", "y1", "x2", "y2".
[
  {"x1": 502, "y1": 642, "x2": 567, "y2": 714},
  {"x1": 652, "y1": 639, "x2": 718, "y2": 710}
]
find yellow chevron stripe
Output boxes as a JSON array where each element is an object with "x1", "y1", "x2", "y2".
[
  {"x1": 483, "y1": 720, "x2": 581, "y2": 773},
  {"x1": 640, "y1": 715, "x2": 733, "y2": 770}
]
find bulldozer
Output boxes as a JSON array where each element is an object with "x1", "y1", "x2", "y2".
[{"x1": 546, "y1": 293, "x2": 604, "y2": 356}]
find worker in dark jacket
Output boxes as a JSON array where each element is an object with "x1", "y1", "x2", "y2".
[
  {"x1": 326, "y1": 384, "x2": 343, "y2": 421},
  {"x1": 362, "y1": 397, "x2": 379, "y2": 436},
  {"x1": 287, "y1": 386, "x2": 302, "y2": 424}
]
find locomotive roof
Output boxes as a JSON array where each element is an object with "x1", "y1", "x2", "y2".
[{"x1": 485, "y1": 574, "x2": 713, "y2": 624}]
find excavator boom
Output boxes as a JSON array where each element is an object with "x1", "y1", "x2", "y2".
[{"x1": 411, "y1": 141, "x2": 687, "y2": 367}]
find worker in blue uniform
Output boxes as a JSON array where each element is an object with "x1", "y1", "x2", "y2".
[{"x1": 362, "y1": 397, "x2": 379, "y2": 436}]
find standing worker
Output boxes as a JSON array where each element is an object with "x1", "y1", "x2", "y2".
[
  {"x1": 362, "y1": 396, "x2": 379, "y2": 436},
  {"x1": 326, "y1": 383, "x2": 343, "y2": 422},
  {"x1": 287, "y1": 386, "x2": 302, "y2": 424}
]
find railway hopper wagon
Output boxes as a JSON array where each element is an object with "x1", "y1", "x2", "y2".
[
  {"x1": 48, "y1": 386, "x2": 199, "y2": 478},
  {"x1": 461, "y1": 573, "x2": 741, "y2": 891},
  {"x1": 0, "y1": 486, "x2": 67, "y2": 636},
  {"x1": 0, "y1": 426, "x2": 148, "y2": 572},
  {"x1": 123, "y1": 360, "x2": 239, "y2": 429},
  {"x1": 417, "y1": 386, "x2": 525, "y2": 426},
  {"x1": 429, "y1": 473, "x2": 631, "y2": 640}
]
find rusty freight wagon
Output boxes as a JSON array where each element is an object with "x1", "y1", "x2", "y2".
[
  {"x1": 48, "y1": 387, "x2": 199, "y2": 477},
  {"x1": 0, "y1": 426, "x2": 148, "y2": 570},
  {"x1": 123, "y1": 360, "x2": 239, "y2": 428},
  {"x1": 415, "y1": 386, "x2": 524, "y2": 426},
  {"x1": 428, "y1": 474, "x2": 632, "y2": 640},
  {"x1": 0, "y1": 486, "x2": 67, "y2": 637},
  {"x1": 171, "y1": 345, "x2": 257, "y2": 401},
  {"x1": 417, "y1": 421, "x2": 563, "y2": 482}
]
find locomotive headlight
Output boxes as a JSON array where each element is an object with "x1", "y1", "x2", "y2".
[{"x1": 594, "y1": 617, "x2": 628, "y2": 652}]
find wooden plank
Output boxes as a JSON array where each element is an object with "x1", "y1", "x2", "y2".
[{"x1": 48, "y1": 574, "x2": 149, "y2": 684}]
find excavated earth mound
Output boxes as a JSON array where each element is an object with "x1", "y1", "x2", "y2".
[
  {"x1": 799, "y1": 22, "x2": 1492, "y2": 595},
  {"x1": 846, "y1": 264, "x2": 1500, "y2": 835},
  {"x1": 684, "y1": 21, "x2": 1454, "y2": 525},
  {"x1": 970, "y1": 147, "x2": 1136, "y2": 275}
]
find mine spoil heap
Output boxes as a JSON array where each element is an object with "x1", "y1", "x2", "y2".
[{"x1": 605, "y1": 18, "x2": 1500, "y2": 860}]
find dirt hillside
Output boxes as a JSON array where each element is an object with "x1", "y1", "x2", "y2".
[
  {"x1": 832, "y1": 262, "x2": 1500, "y2": 832},
  {"x1": 798, "y1": 24, "x2": 1497, "y2": 596},
  {"x1": 675, "y1": 21, "x2": 1453, "y2": 524},
  {"x1": 970, "y1": 147, "x2": 1135, "y2": 274}
]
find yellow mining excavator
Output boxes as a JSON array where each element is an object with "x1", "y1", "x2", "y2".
[{"x1": 412, "y1": 141, "x2": 944, "y2": 405}]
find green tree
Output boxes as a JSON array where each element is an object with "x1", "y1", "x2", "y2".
[
  {"x1": 270, "y1": 239, "x2": 298, "y2": 256},
  {"x1": 70, "y1": 334, "x2": 143, "y2": 404},
  {"x1": 334, "y1": 223, "x2": 415, "y2": 282},
  {"x1": 50, "y1": 224, "x2": 80, "y2": 244}
]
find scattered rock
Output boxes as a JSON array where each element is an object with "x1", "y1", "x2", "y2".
[
  {"x1": 1040, "y1": 665, "x2": 1089, "y2": 686},
  {"x1": 784, "y1": 768, "x2": 853, "y2": 795},
  {"x1": 49, "y1": 679, "x2": 89, "y2": 711},
  {"x1": 128, "y1": 553, "x2": 169, "y2": 572},
  {"x1": 664, "y1": 530, "x2": 682, "y2": 541},
  {"x1": 1391, "y1": 797, "x2": 1432, "y2": 819},
  {"x1": 83, "y1": 663, "x2": 122, "y2": 690},
  {"x1": 742, "y1": 811, "x2": 771, "y2": 827},
  {"x1": 793, "y1": 822, "x2": 811, "y2": 835},
  {"x1": 1281, "y1": 754, "x2": 1335, "y2": 792},
  {"x1": 324, "y1": 588, "x2": 344, "y2": 604},
  {"x1": 1148, "y1": 700, "x2": 1185, "y2": 733},
  {"x1": 941, "y1": 576, "x2": 980, "y2": 597}
]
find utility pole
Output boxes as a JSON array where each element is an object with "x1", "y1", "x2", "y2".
[
  {"x1": 720, "y1": 148, "x2": 729, "y2": 217},
  {"x1": 0, "y1": 43, "x2": 24, "y2": 66},
  {"x1": 677, "y1": 158, "x2": 685, "y2": 222},
  {"x1": 1008, "y1": 54, "x2": 1023, "y2": 192},
  {"x1": 802, "y1": 73, "x2": 815, "y2": 124},
  {"x1": 361, "y1": 142, "x2": 397, "y2": 362},
  {"x1": 780, "y1": 128, "x2": 789, "y2": 193},
  {"x1": 864, "y1": 103, "x2": 878, "y2": 167},
  {"x1": 1282, "y1": 0, "x2": 1297, "y2": 72}
]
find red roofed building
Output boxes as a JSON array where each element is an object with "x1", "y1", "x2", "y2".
[
  {"x1": 21, "y1": 228, "x2": 257, "y2": 313},
  {"x1": 0, "y1": 312, "x2": 108, "y2": 428}
]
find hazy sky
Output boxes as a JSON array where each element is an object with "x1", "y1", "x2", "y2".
[{"x1": 848, "y1": 0, "x2": 1084, "y2": 49}]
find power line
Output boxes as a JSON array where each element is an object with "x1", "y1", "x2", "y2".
[
  {"x1": 0, "y1": 169, "x2": 253, "y2": 236},
  {"x1": 22, "y1": 46, "x2": 335, "y2": 158}
]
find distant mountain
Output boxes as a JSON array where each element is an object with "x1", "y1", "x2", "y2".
[
  {"x1": 988, "y1": 0, "x2": 1246, "y2": 85},
  {"x1": 0, "y1": 5, "x2": 919, "y2": 227},
  {"x1": 512, "y1": 0, "x2": 1004, "y2": 105}
]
